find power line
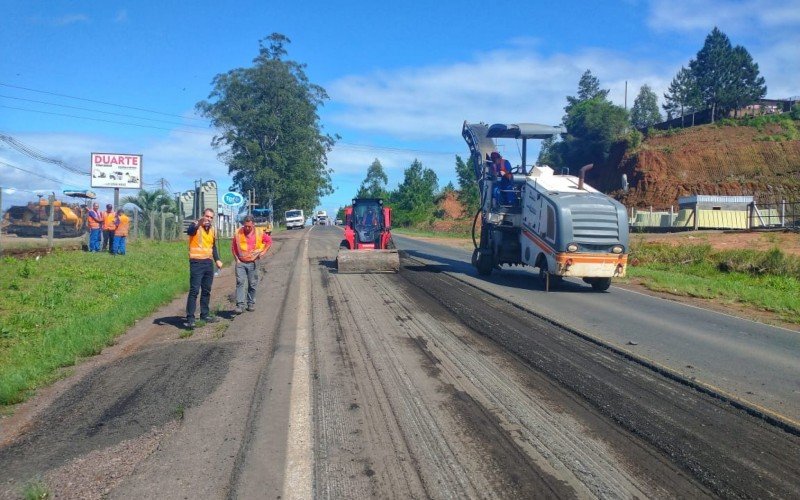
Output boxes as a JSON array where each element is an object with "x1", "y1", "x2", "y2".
[
  {"x1": 0, "y1": 133, "x2": 88, "y2": 176},
  {"x1": 0, "y1": 105, "x2": 210, "y2": 136},
  {"x1": 0, "y1": 82, "x2": 208, "y2": 122},
  {"x1": 0, "y1": 160, "x2": 66, "y2": 184},
  {"x1": 0, "y1": 94, "x2": 209, "y2": 129}
]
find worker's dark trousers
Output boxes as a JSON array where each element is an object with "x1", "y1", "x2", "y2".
[
  {"x1": 102, "y1": 229, "x2": 115, "y2": 253},
  {"x1": 186, "y1": 259, "x2": 215, "y2": 320}
]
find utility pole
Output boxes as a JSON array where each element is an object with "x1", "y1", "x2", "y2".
[
  {"x1": 47, "y1": 192, "x2": 55, "y2": 249},
  {"x1": 624, "y1": 80, "x2": 628, "y2": 110}
]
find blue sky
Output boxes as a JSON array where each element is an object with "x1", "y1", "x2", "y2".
[{"x1": 2, "y1": 0, "x2": 798, "y2": 215}]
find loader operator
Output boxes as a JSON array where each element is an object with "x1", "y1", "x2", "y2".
[
  {"x1": 185, "y1": 208, "x2": 224, "y2": 328},
  {"x1": 102, "y1": 204, "x2": 117, "y2": 254},
  {"x1": 231, "y1": 215, "x2": 272, "y2": 314}
]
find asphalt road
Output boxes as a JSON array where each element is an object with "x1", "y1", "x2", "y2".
[
  {"x1": 0, "y1": 225, "x2": 798, "y2": 499},
  {"x1": 393, "y1": 233, "x2": 800, "y2": 424}
]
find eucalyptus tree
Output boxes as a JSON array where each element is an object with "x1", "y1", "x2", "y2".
[
  {"x1": 356, "y1": 159, "x2": 389, "y2": 200},
  {"x1": 630, "y1": 85, "x2": 662, "y2": 129},
  {"x1": 196, "y1": 33, "x2": 335, "y2": 217},
  {"x1": 454, "y1": 155, "x2": 480, "y2": 214},
  {"x1": 389, "y1": 159, "x2": 438, "y2": 226}
]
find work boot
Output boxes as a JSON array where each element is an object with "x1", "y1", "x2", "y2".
[
  {"x1": 186, "y1": 317, "x2": 195, "y2": 329},
  {"x1": 246, "y1": 304, "x2": 256, "y2": 312},
  {"x1": 201, "y1": 315, "x2": 220, "y2": 323},
  {"x1": 234, "y1": 305, "x2": 244, "y2": 315}
]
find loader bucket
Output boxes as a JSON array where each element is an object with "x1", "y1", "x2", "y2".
[{"x1": 336, "y1": 249, "x2": 400, "y2": 274}]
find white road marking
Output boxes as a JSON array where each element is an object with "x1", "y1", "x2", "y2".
[{"x1": 283, "y1": 236, "x2": 313, "y2": 499}]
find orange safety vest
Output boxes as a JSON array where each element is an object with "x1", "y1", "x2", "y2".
[
  {"x1": 87, "y1": 210, "x2": 102, "y2": 229},
  {"x1": 234, "y1": 227, "x2": 268, "y2": 262},
  {"x1": 189, "y1": 225, "x2": 216, "y2": 260},
  {"x1": 114, "y1": 214, "x2": 130, "y2": 237},
  {"x1": 103, "y1": 211, "x2": 117, "y2": 231}
]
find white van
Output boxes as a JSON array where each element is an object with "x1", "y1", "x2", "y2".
[{"x1": 284, "y1": 209, "x2": 305, "y2": 230}]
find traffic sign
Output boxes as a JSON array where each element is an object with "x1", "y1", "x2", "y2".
[{"x1": 222, "y1": 191, "x2": 245, "y2": 207}]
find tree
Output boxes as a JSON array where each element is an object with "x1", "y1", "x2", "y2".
[
  {"x1": 630, "y1": 84, "x2": 662, "y2": 129},
  {"x1": 564, "y1": 70, "x2": 610, "y2": 116},
  {"x1": 727, "y1": 45, "x2": 767, "y2": 116},
  {"x1": 454, "y1": 155, "x2": 480, "y2": 214},
  {"x1": 537, "y1": 135, "x2": 562, "y2": 167},
  {"x1": 355, "y1": 159, "x2": 389, "y2": 199},
  {"x1": 196, "y1": 33, "x2": 336, "y2": 218},
  {"x1": 689, "y1": 27, "x2": 766, "y2": 122},
  {"x1": 121, "y1": 188, "x2": 175, "y2": 239},
  {"x1": 389, "y1": 159, "x2": 438, "y2": 226},
  {"x1": 558, "y1": 97, "x2": 629, "y2": 169},
  {"x1": 663, "y1": 66, "x2": 702, "y2": 126}
]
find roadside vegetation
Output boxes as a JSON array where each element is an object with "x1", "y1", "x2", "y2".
[
  {"x1": 627, "y1": 242, "x2": 800, "y2": 323},
  {"x1": 0, "y1": 240, "x2": 233, "y2": 406}
]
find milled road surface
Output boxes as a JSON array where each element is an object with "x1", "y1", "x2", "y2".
[{"x1": 0, "y1": 225, "x2": 798, "y2": 499}]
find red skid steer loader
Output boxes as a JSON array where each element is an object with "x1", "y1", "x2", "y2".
[{"x1": 336, "y1": 198, "x2": 400, "y2": 273}]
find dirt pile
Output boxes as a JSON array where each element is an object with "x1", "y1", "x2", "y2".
[{"x1": 594, "y1": 121, "x2": 800, "y2": 209}]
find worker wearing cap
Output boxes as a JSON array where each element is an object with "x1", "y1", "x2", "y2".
[
  {"x1": 231, "y1": 215, "x2": 272, "y2": 314},
  {"x1": 101, "y1": 204, "x2": 117, "y2": 254},
  {"x1": 113, "y1": 209, "x2": 130, "y2": 255},
  {"x1": 86, "y1": 202, "x2": 103, "y2": 252},
  {"x1": 185, "y1": 208, "x2": 223, "y2": 328}
]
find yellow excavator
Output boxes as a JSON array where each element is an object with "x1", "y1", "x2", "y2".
[{"x1": 3, "y1": 191, "x2": 93, "y2": 238}]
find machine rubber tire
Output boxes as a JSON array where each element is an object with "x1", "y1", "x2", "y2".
[
  {"x1": 339, "y1": 239, "x2": 350, "y2": 250},
  {"x1": 476, "y1": 249, "x2": 494, "y2": 276},
  {"x1": 590, "y1": 277, "x2": 612, "y2": 292}
]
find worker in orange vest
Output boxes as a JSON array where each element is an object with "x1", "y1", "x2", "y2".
[
  {"x1": 113, "y1": 209, "x2": 131, "y2": 255},
  {"x1": 231, "y1": 215, "x2": 272, "y2": 314},
  {"x1": 86, "y1": 202, "x2": 103, "y2": 252},
  {"x1": 102, "y1": 204, "x2": 117, "y2": 254},
  {"x1": 185, "y1": 208, "x2": 223, "y2": 328}
]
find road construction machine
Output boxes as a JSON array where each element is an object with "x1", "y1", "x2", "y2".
[
  {"x1": 336, "y1": 198, "x2": 400, "y2": 273},
  {"x1": 463, "y1": 121, "x2": 629, "y2": 291},
  {"x1": 3, "y1": 192, "x2": 92, "y2": 238}
]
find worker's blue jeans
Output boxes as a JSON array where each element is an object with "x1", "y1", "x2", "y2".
[
  {"x1": 113, "y1": 235, "x2": 127, "y2": 255},
  {"x1": 235, "y1": 261, "x2": 258, "y2": 307},
  {"x1": 89, "y1": 229, "x2": 102, "y2": 252}
]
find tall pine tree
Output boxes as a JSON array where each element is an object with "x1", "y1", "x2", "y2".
[{"x1": 690, "y1": 27, "x2": 766, "y2": 122}]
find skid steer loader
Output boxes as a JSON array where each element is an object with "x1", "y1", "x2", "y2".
[{"x1": 336, "y1": 198, "x2": 400, "y2": 273}]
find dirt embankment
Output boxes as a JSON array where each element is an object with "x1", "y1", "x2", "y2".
[{"x1": 595, "y1": 122, "x2": 800, "y2": 209}]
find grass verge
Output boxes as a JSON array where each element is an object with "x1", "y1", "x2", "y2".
[
  {"x1": 629, "y1": 243, "x2": 800, "y2": 323},
  {"x1": 0, "y1": 239, "x2": 233, "y2": 406}
]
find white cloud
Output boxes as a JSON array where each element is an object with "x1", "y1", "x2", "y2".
[
  {"x1": 648, "y1": 0, "x2": 800, "y2": 32},
  {"x1": 327, "y1": 47, "x2": 669, "y2": 140}
]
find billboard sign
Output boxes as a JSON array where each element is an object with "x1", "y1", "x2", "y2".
[
  {"x1": 90, "y1": 153, "x2": 142, "y2": 189},
  {"x1": 222, "y1": 191, "x2": 245, "y2": 207}
]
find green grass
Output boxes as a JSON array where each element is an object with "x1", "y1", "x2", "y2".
[
  {"x1": 21, "y1": 477, "x2": 50, "y2": 499},
  {"x1": 629, "y1": 243, "x2": 800, "y2": 323},
  {"x1": 0, "y1": 239, "x2": 233, "y2": 405}
]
